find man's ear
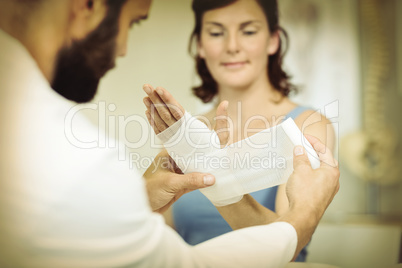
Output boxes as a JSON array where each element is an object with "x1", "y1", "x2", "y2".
[
  {"x1": 267, "y1": 31, "x2": 280, "y2": 55},
  {"x1": 68, "y1": 0, "x2": 107, "y2": 41}
]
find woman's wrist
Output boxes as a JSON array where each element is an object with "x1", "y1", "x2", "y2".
[{"x1": 216, "y1": 194, "x2": 279, "y2": 230}]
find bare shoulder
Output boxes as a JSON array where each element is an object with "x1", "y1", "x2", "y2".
[{"x1": 294, "y1": 109, "x2": 335, "y2": 151}]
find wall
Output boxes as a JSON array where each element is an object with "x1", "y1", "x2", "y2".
[
  {"x1": 374, "y1": 0, "x2": 402, "y2": 216},
  {"x1": 280, "y1": 0, "x2": 366, "y2": 218}
]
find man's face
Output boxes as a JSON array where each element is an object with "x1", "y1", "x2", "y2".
[{"x1": 52, "y1": 0, "x2": 151, "y2": 103}]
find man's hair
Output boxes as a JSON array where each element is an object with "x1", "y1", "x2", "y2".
[{"x1": 51, "y1": 0, "x2": 128, "y2": 103}]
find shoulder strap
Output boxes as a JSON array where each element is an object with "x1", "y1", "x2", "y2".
[{"x1": 284, "y1": 106, "x2": 312, "y2": 120}]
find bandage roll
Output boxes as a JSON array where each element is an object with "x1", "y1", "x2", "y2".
[
  {"x1": 158, "y1": 112, "x2": 320, "y2": 206},
  {"x1": 180, "y1": 150, "x2": 244, "y2": 206},
  {"x1": 199, "y1": 119, "x2": 312, "y2": 206},
  {"x1": 281, "y1": 118, "x2": 320, "y2": 169}
]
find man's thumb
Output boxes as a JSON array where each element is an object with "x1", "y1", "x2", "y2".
[
  {"x1": 180, "y1": 173, "x2": 215, "y2": 190},
  {"x1": 293, "y1": 146, "x2": 311, "y2": 169}
]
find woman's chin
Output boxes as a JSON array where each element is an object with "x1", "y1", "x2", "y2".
[{"x1": 218, "y1": 80, "x2": 254, "y2": 91}]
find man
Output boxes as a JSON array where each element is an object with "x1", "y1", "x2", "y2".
[{"x1": 0, "y1": 0, "x2": 340, "y2": 267}]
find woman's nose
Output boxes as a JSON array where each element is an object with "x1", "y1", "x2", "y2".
[{"x1": 226, "y1": 33, "x2": 240, "y2": 55}]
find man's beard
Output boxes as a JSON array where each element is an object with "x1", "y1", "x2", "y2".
[{"x1": 51, "y1": 7, "x2": 121, "y2": 103}]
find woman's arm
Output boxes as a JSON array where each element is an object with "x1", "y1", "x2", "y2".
[
  {"x1": 162, "y1": 206, "x2": 175, "y2": 229},
  {"x1": 142, "y1": 85, "x2": 333, "y2": 231},
  {"x1": 142, "y1": 85, "x2": 280, "y2": 227},
  {"x1": 216, "y1": 194, "x2": 279, "y2": 229}
]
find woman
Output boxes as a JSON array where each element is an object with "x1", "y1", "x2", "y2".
[{"x1": 143, "y1": 0, "x2": 335, "y2": 262}]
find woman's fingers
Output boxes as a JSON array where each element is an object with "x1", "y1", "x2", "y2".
[
  {"x1": 151, "y1": 108, "x2": 169, "y2": 132},
  {"x1": 143, "y1": 84, "x2": 177, "y2": 126},
  {"x1": 154, "y1": 86, "x2": 185, "y2": 121},
  {"x1": 214, "y1": 101, "x2": 230, "y2": 148},
  {"x1": 143, "y1": 97, "x2": 152, "y2": 110},
  {"x1": 144, "y1": 97, "x2": 169, "y2": 134},
  {"x1": 145, "y1": 110, "x2": 161, "y2": 135},
  {"x1": 304, "y1": 134, "x2": 336, "y2": 168}
]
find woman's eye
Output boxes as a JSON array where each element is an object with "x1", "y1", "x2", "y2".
[
  {"x1": 210, "y1": 32, "x2": 224, "y2": 37},
  {"x1": 243, "y1": 30, "x2": 257, "y2": 36}
]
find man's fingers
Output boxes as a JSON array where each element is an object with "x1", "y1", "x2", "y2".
[
  {"x1": 172, "y1": 173, "x2": 215, "y2": 191},
  {"x1": 154, "y1": 86, "x2": 185, "y2": 121},
  {"x1": 305, "y1": 134, "x2": 336, "y2": 168},
  {"x1": 293, "y1": 146, "x2": 312, "y2": 171},
  {"x1": 143, "y1": 84, "x2": 177, "y2": 126},
  {"x1": 215, "y1": 101, "x2": 230, "y2": 148},
  {"x1": 304, "y1": 135, "x2": 326, "y2": 153}
]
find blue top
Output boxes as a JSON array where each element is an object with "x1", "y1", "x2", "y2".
[{"x1": 172, "y1": 106, "x2": 311, "y2": 262}]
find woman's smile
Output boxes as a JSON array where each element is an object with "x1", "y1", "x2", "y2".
[{"x1": 221, "y1": 61, "x2": 249, "y2": 69}]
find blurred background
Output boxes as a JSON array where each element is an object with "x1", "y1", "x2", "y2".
[{"x1": 82, "y1": 0, "x2": 402, "y2": 267}]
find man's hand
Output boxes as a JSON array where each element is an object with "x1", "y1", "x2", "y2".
[
  {"x1": 286, "y1": 135, "x2": 340, "y2": 220},
  {"x1": 280, "y1": 134, "x2": 340, "y2": 260},
  {"x1": 143, "y1": 150, "x2": 215, "y2": 213}
]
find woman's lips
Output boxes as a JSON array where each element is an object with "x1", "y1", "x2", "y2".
[{"x1": 221, "y1": 61, "x2": 248, "y2": 69}]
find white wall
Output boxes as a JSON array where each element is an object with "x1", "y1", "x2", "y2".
[
  {"x1": 280, "y1": 0, "x2": 366, "y2": 217},
  {"x1": 307, "y1": 223, "x2": 401, "y2": 268}
]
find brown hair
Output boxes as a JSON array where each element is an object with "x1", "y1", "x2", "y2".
[{"x1": 190, "y1": 0, "x2": 297, "y2": 103}]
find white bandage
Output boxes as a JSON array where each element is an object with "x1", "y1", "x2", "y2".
[
  {"x1": 157, "y1": 112, "x2": 221, "y2": 162},
  {"x1": 157, "y1": 112, "x2": 320, "y2": 206}
]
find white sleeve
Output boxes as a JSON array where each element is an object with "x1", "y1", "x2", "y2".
[
  {"x1": 0, "y1": 106, "x2": 297, "y2": 268},
  {"x1": 2, "y1": 153, "x2": 297, "y2": 268},
  {"x1": 146, "y1": 221, "x2": 298, "y2": 268},
  {"x1": 192, "y1": 222, "x2": 298, "y2": 268}
]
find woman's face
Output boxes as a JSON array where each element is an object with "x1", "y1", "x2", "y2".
[{"x1": 198, "y1": 0, "x2": 279, "y2": 90}]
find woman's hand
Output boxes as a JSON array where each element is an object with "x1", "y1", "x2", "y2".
[
  {"x1": 142, "y1": 84, "x2": 185, "y2": 134},
  {"x1": 142, "y1": 84, "x2": 230, "y2": 147}
]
